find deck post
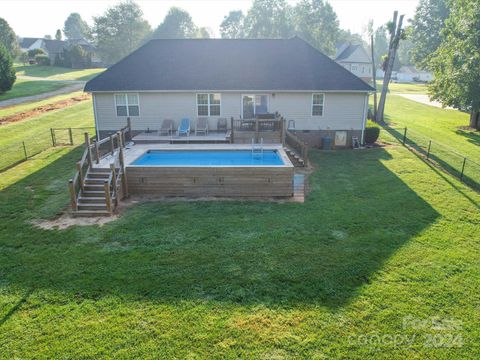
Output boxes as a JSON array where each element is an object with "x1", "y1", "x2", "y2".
[
  {"x1": 84, "y1": 132, "x2": 93, "y2": 167},
  {"x1": 127, "y1": 117, "x2": 132, "y2": 142},
  {"x1": 110, "y1": 134, "x2": 115, "y2": 156},
  {"x1": 230, "y1": 117, "x2": 234, "y2": 143},
  {"x1": 104, "y1": 180, "x2": 112, "y2": 215},
  {"x1": 68, "y1": 180, "x2": 77, "y2": 211},
  {"x1": 281, "y1": 117, "x2": 286, "y2": 146},
  {"x1": 77, "y1": 161, "x2": 84, "y2": 191},
  {"x1": 117, "y1": 131, "x2": 123, "y2": 149},
  {"x1": 68, "y1": 128, "x2": 73, "y2": 145},
  {"x1": 94, "y1": 141, "x2": 100, "y2": 164},
  {"x1": 110, "y1": 163, "x2": 118, "y2": 206},
  {"x1": 119, "y1": 147, "x2": 129, "y2": 198}
]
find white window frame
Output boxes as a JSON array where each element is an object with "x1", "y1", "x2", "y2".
[
  {"x1": 351, "y1": 64, "x2": 358, "y2": 71},
  {"x1": 114, "y1": 93, "x2": 140, "y2": 117},
  {"x1": 311, "y1": 93, "x2": 325, "y2": 117},
  {"x1": 196, "y1": 93, "x2": 221, "y2": 117},
  {"x1": 241, "y1": 94, "x2": 269, "y2": 118}
]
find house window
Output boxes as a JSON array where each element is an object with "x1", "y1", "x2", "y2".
[
  {"x1": 242, "y1": 94, "x2": 268, "y2": 118},
  {"x1": 115, "y1": 93, "x2": 139, "y2": 117},
  {"x1": 197, "y1": 93, "x2": 221, "y2": 116},
  {"x1": 351, "y1": 64, "x2": 358, "y2": 71},
  {"x1": 312, "y1": 93, "x2": 324, "y2": 116}
]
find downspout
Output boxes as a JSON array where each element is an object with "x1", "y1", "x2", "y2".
[
  {"x1": 92, "y1": 93, "x2": 100, "y2": 141},
  {"x1": 360, "y1": 93, "x2": 369, "y2": 145}
]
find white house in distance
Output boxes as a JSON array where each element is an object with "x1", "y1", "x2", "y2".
[
  {"x1": 85, "y1": 37, "x2": 374, "y2": 147},
  {"x1": 335, "y1": 43, "x2": 373, "y2": 83},
  {"x1": 376, "y1": 66, "x2": 434, "y2": 83}
]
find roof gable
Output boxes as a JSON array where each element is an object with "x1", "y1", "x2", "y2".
[
  {"x1": 85, "y1": 37, "x2": 373, "y2": 92},
  {"x1": 335, "y1": 44, "x2": 371, "y2": 64}
]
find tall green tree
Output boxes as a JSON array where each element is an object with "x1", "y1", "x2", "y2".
[
  {"x1": 93, "y1": 1, "x2": 151, "y2": 64},
  {"x1": 55, "y1": 29, "x2": 62, "y2": 40},
  {"x1": 151, "y1": 7, "x2": 197, "y2": 39},
  {"x1": 0, "y1": 44, "x2": 16, "y2": 94},
  {"x1": 220, "y1": 10, "x2": 245, "y2": 38},
  {"x1": 63, "y1": 13, "x2": 91, "y2": 40},
  {"x1": 372, "y1": 25, "x2": 389, "y2": 68},
  {"x1": 409, "y1": 0, "x2": 450, "y2": 69},
  {"x1": 243, "y1": 0, "x2": 293, "y2": 39},
  {"x1": 429, "y1": 0, "x2": 480, "y2": 129},
  {"x1": 0, "y1": 18, "x2": 19, "y2": 56},
  {"x1": 293, "y1": 0, "x2": 340, "y2": 56},
  {"x1": 397, "y1": 26, "x2": 414, "y2": 66}
]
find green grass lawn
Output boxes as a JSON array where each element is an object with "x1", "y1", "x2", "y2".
[
  {"x1": 15, "y1": 65, "x2": 105, "y2": 81},
  {"x1": 375, "y1": 80, "x2": 428, "y2": 94},
  {"x1": 0, "y1": 91, "x2": 85, "y2": 118},
  {"x1": 0, "y1": 100, "x2": 94, "y2": 170},
  {"x1": 0, "y1": 142, "x2": 478, "y2": 357},
  {"x1": 0, "y1": 79, "x2": 68, "y2": 101}
]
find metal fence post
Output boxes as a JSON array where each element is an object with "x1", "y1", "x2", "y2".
[
  {"x1": 22, "y1": 141, "x2": 27, "y2": 159},
  {"x1": 402, "y1": 127, "x2": 407, "y2": 145},
  {"x1": 460, "y1": 158, "x2": 466, "y2": 181},
  {"x1": 427, "y1": 140, "x2": 432, "y2": 159},
  {"x1": 50, "y1": 128, "x2": 56, "y2": 147},
  {"x1": 69, "y1": 128, "x2": 73, "y2": 145}
]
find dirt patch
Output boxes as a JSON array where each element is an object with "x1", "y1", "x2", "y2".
[
  {"x1": 0, "y1": 93, "x2": 90, "y2": 125},
  {"x1": 30, "y1": 213, "x2": 118, "y2": 230},
  {"x1": 457, "y1": 126, "x2": 479, "y2": 133}
]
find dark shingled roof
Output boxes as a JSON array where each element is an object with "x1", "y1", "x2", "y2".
[
  {"x1": 85, "y1": 37, "x2": 374, "y2": 92},
  {"x1": 20, "y1": 37, "x2": 40, "y2": 49},
  {"x1": 335, "y1": 44, "x2": 371, "y2": 63}
]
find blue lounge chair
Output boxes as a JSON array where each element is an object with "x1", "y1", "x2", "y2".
[{"x1": 178, "y1": 117, "x2": 191, "y2": 136}]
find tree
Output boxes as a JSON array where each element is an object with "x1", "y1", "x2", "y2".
[
  {"x1": 376, "y1": 11, "x2": 405, "y2": 123},
  {"x1": 428, "y1": 0, "x2": 480, "y2": 129},
  {"x1": 93, "y1": 1, "x2": 151, "y2": 65},
  {"x1": 195, "y1": 27, "x2": 211, "y2": 39},
  {"x1": 243, "y1": 0, "x2": 293, "y2": 39},
  {"x1": 293, "y1": 0, "x2": 340, "y2": 56},
  {"x1": 372, "y1": 25, "x2": 389, "y2": 68},
  {"x1": 220, "y1": 10, "x2": 245, "y2": 38},
  {"x1": 397, "y1": 27, "x2": 414, "y2": 66},
  {"x1": 28, "y1": 48, "x2": 45, "y2": 58},
  {"x1": 18, "y1": 51, "x2": 28, "y2": 65},
  {"x1": 0, "y1": 44, "x2": 16, "y2": 94},
  {"x1": 0, "y1": 17, "x2": 19, "y2": 56},
  {"x1": 151, "y1": 7, "x2": 196, "y2": 39},
  {"x1": 69, "y1": 45, "x2": 91, "y2": 68},
  {"x1": 55, "y1": 29, "x2": 62, "y2": 40},
  {"x1": 409, "y1": 0, "x2": 449, "y2": 70},
  {"x1": 64, "y1": 13, "x2": 92, "y2": 40}
]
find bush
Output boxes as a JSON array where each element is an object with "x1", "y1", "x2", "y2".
[
  {"x1": 35, "y1": 54, "x2": 50, "y2": 66},
  {"x1": 0, "y1": 44, "x2": 16, "y2": 94},
  {"x1": 28, "y1": 48, "x2": 45, "y2": 58},
  {"x1": 364, "y1": 120, "x2": 381, "y2": 144}
]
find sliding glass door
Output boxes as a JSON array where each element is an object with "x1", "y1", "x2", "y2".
[{"x1": 242, "y1": 95, "x2": 268, "y2": 118}]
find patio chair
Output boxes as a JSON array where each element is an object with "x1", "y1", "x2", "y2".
[
  {"x1": 177, "y1": 117, "x2": 191, "y2": 136},
  {"x1": 195, "y1": 117, "x2": 209, "y2": 136},
  {"x1": 217, "y1": 117, "x2": 227, "y2": 133},
  {"x1": 158, "y1": 119, "x2": 174, "y2": 136}
]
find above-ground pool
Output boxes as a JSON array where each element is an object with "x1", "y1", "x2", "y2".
[
  {"x1": 126, "y1": 148, "x2": 294, "y2": 198},
  {"x1": 132, "y1": 150, "x2": 284, "y2": 166}
]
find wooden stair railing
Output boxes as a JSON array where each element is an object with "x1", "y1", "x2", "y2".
[
  {"x1": 285, "y1": 129, "x2": 308, "y2": 167},
  {"x1": 68, "y1": 123, "x2": 131, "y2": 216}
]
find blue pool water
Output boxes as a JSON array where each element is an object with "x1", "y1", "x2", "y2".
[{"x1": 132, "y1": 150, "x2": 284, "y2": 166}]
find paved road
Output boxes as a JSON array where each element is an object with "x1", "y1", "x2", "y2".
[
  {"x1": 397, "y1": 93, "x2": 454, "y2": 110},
  {"x1": 0, "y1": 82, "x2": 85, "y2": 108}
]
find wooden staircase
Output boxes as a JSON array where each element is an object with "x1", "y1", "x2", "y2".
[
  {"x1": 69, "y1": 125, "x2": 131, "y2": 217},
  {"x1": 284, "y1": 129, "x2": 308, "y2": 167}
]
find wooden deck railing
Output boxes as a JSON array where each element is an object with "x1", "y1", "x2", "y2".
[
  {"x1": 285, "y1": 129, "x2": 308, "y2": 162},
  {"x1": 230, "y1": 114, "x2": 285, "y2": 144}
]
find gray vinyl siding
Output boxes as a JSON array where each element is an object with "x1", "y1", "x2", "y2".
[{"x1": 93, "y1": 92, "x2": 367, "y2": 133}]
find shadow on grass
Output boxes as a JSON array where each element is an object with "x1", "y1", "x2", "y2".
[
  {"x1": 0, "y1": 147, "x2": 439, "y2": 308},
  {"x1": 455, "y1": 129, "x2": 480, "y2": 147}
]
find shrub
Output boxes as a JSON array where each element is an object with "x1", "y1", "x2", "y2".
[
  {"x1": 35, "y1": 54, "x2": 50, "y2": 66},
  {"x1": 0, "y1": 44, "x2": 16, "y2": 94},
  {"x1": 364, "y1": 120, "x2": 381, "y2": 144},
  {"x1": 28, "y1": 48, "x2": 45, "y2": 58}
]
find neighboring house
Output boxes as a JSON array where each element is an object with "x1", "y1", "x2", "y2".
[
  {"x1": 376, "y1": 66, "x2": 434, "y2": 83},
  {"x1": 335, "y1": 43, "x2": 373, "y2": 83},
  {"x1": 84, "y1": 37, "x2": 374, "y2": 147},
  {"x1": 19, "y1": 37, "x2": 102, "y2": 66}
]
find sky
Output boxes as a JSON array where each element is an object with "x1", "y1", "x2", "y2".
[{"x1": 2, "y1": 0, "x2": 419, "y2": 39}]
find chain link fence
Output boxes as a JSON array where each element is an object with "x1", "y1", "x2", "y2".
[
  {"x1": 0, "y1": 127, "x2": 95, "y2": 172},
  {"x1": 387, "y1": 126, "x2": 480, "y2": 191}
]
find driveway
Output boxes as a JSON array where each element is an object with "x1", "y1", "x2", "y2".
[
  {"x1": 0, "y1": 82, "x2": 85, "y2": 108},
  {"x1": 397, "y1": 93, "x2": 454, "y2": 110}
]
